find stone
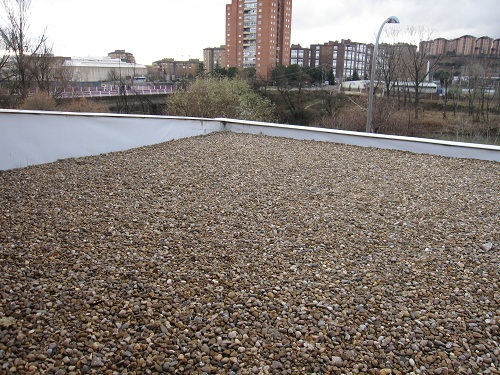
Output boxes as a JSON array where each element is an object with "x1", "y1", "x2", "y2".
[
  {"x1": 90, "y1": 357, "x2": 104, "y2": 367},
  {"x1": 0, "y1": 132, "x2": 497, "y2": 374},
  {"x1": 332, "y1": 356, "x2": 343, "y2": 366}
]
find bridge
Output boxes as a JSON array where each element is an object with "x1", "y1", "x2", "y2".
[
  {"x1": 58, "y1": 85, "x2": 175, "y2": 98},
  {"x1": 56, "y1": 85, "x2": 175, "y2": 113}
]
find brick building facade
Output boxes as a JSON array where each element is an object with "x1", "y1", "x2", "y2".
[
  {"x1": 225, "y1": 0, "x2": 292, "y2": 80},
  {"x1": 203, "y1": 46, "x2": 227, "y2": 74},
  {"x1": 291, "y1": 40, "x2": 373, "y2": 82}
]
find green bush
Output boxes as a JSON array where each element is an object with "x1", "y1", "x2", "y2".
[{"x1": 167, "y1": 78, "x2": 277, "y2": 123}]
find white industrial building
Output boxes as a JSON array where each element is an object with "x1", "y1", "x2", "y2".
[{"x1": 63, "y1": 57, "x2": 147, "y2": 85}]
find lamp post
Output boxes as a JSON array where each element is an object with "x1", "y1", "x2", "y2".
[{"x1": 366, "y1": 16, "x2": 400, "y2": 133}]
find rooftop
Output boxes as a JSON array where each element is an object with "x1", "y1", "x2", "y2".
[{"x1": 0, "y1": 132, "x2": 498, "y2": 373}]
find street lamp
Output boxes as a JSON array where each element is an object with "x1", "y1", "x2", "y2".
[{"x1": 366, "y1": 16, "x2": 400, "y2": 133}]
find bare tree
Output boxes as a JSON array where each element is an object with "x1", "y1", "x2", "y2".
[
  {"x1": 271, "y1": 65, "x2": 311, "y2": 123},
  {"x1": 378, "y1": 28, "x2": 404, "y2": 97},
  {"x1": 0, "y1": 39, "x2": 8, "y2": 72},
  {"x1": 0, "y1": 39, "x2": 9, "y2": 77},
  {"x1": 28, "y1": 43, "x2": 55, "y2": 93},
  {"x1": 438, "y1": 70, "x2": 453, "y2": 119},
  {"x1": 51, "y1": 58, "x2": 74, "y2": 99},
  {"x1": 378, "y1": 44, "x2": 401, "y2": 97},
  {"x1": 401, "y1": 26, "x2": 442, "y2": 119},
  {"x1": 0, "y1": 42, "x2": 11, "y2": 106},
  {"x1": 0, "y1": 0, "x2": 50, "y2": 101}
]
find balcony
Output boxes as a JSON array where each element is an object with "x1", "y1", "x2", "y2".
[{"x1": 244, "y1": 2, "x2": 257, "y2": 11}]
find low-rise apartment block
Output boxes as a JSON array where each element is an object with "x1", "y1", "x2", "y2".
[
  {"x1": 291, "y1": 40, "x2": 373, "y2": 82},
  {"x1": 290, "y1": 44, "x2": 310, "y2": 67},
  {"x1": 203, "y1": 46, "x2": 227, "y2": 74},
  {"x1": 108, "y1": 50, "x2": 136, "y2": 64},
  {"x1": 421, "y1": 35, "x2": 500, "y2": 56},
  {"x1": 152, "y1": 58, "x2": 200, "y2": 81}
]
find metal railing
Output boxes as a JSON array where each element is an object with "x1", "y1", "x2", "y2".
[{"x1": 58, "y1": 85, "x2": 175, "y2": 98}]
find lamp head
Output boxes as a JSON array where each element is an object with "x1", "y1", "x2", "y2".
[{"x1": 387, "y1": 16, "x2": 400, "y2": 24}]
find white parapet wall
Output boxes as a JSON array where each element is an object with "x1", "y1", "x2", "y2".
[
  {"x1": 0, "y1": 110, "x2": 499, "y2": 170},
  {"x1": 219, "y1": 118, "x2": 500, "y2": 162},
  {"x1": 0, "y1": 110, "x2": 224, "y2": 170}
]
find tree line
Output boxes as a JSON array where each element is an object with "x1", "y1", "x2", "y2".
[
  {"x1": 1, "y1": 0, "x2": 143, "y2": 112},
  {"x1": 0, "y1": 0, "x2": 59, "y2": 107}
]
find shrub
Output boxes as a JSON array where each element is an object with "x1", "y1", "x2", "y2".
[
  {"x1": 59, "y1": 99, "x2": 110, "y2": 113},
  {"x1": 167, "y1": 78, "x2": 276, "y2": 122},
  {"x1": 19, "y1": 92, "x2": 57, "y2": 111}
]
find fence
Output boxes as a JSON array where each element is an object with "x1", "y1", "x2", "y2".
[{"x1": 57, "y1": 85, "x2": 174, "y2": 98}]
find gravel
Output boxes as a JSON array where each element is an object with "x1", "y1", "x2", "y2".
[{"x1": 0, "y1": 131, "x2": 498, "y2": 374}]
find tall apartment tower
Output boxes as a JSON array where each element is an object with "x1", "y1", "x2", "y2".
[{"x1": 225, "y1": 0, "x2": 292, "y2": 80}]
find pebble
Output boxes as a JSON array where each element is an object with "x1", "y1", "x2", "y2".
[
  {"x1": 332, "y1": 356, "x2": 343, "y2": 366},
  {"x1": 0, "y1": 132, "x2": 498, "y2": 373},
  {"x1": 90, "y1": 356, "x2": 103, "y2": 367}
]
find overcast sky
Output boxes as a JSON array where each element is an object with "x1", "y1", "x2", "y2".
[{"x1": 26, "y1": 0, "x2": 500, "y2": 65}]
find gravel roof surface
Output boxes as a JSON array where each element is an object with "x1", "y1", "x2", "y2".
[{"x1": 0, "y1": 132, "x2": 499, "y2": 374}]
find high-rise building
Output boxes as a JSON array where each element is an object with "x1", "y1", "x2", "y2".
[{"x1": 225, "y1": 0, "x2": 292, "y2": 80}]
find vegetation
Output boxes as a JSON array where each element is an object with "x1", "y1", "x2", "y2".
[
  {"x1": 0, "y1": 0, "x2": 58, "y2": 106},
  {"x1": 19, "y1": 92, "x2": 110, "y2": 113},
  {"x1": 59, "y1": 98, "x2": 110, "y2": 113},
  {"x1": 271, "y1": 64, "x2": 334, "y2": 87},
  {"x1": 166, "y1": 78, "x2": 277, "y2": 122},
  {"x1": 161, "y1": 54, "x2": 498, "y2": 145},
  {"x1": 263, "y1": 65, "x2": 335, "y2": 124}
]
